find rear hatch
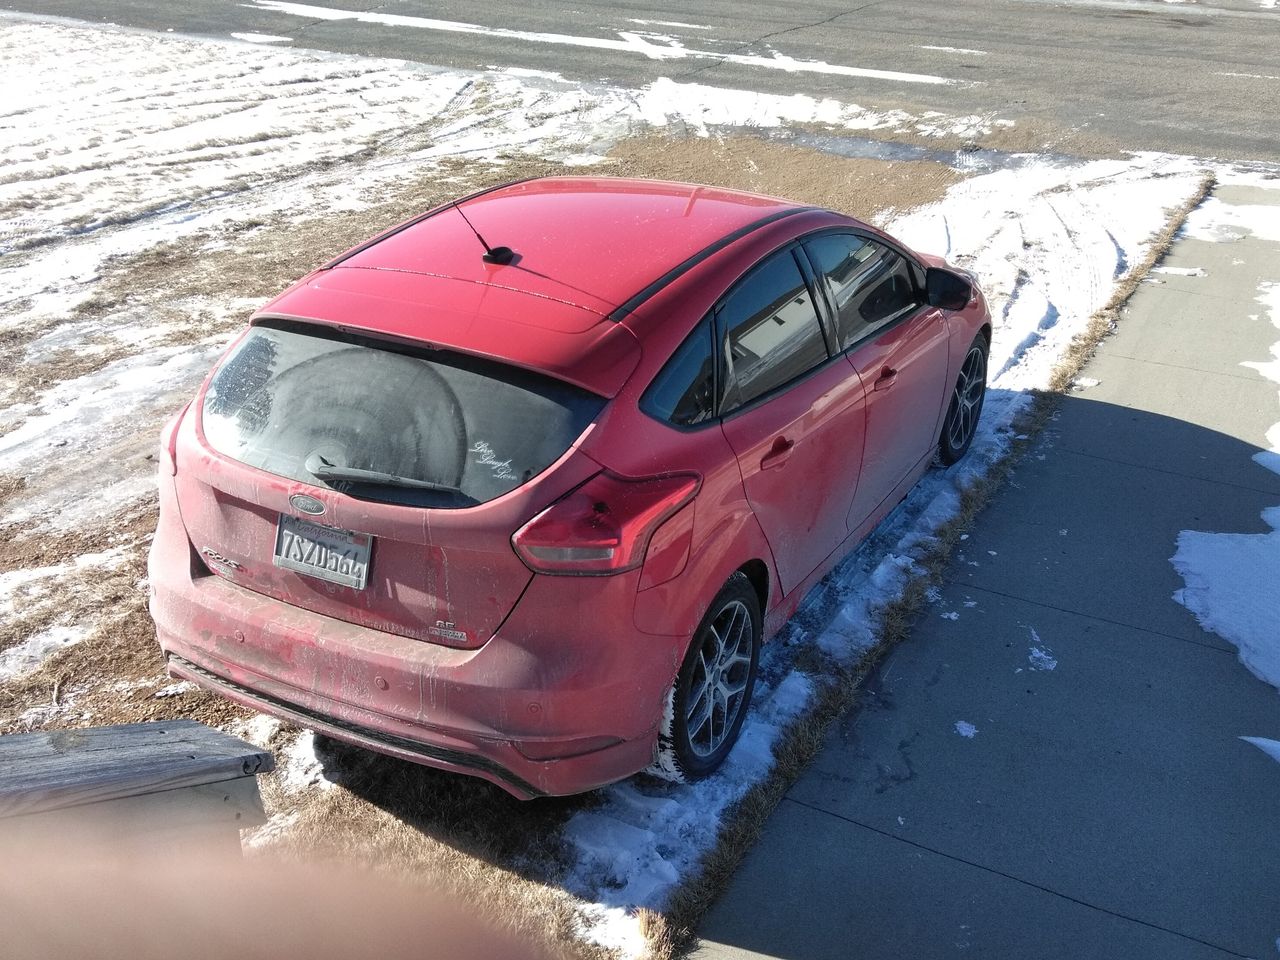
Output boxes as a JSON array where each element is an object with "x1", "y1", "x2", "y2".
[{"x1": 174, "y1": 319, "x2": 606, "y2": 649}]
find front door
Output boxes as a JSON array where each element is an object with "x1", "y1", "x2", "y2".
[{"x1": 801, "y1": 234, "x2": 951, "y2": 531}]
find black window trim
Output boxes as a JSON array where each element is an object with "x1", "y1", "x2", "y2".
[
  {"x1": 714, "y1": 243, "x2": 840, "y2": 421},
  {"x1": 637, "y1": 314, "x2": 719, "y2": 431},
  {"x1": 798, "y1": 227, "x2": 932, "y2": 356},
  {"x1": 640, "y1": 230, "x2": 927, "y2": 432}
]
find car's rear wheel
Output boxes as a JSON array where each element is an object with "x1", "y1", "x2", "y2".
[
  {"x1": 649, "y1": 572, "x2": 761, "y2": 783},
  {"x1": 939, "y1": 334, "x2": 988, "y2": 464}
]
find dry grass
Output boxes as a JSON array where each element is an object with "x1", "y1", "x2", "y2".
[{"x1": 642, "y1": 170, "x2": 1220, "y2": 959}]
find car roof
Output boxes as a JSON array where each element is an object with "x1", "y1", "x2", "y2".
[
  {"x1": 258, "y1": 177, "x2": 811, "y2": 396},
  {"x1": 331, "y1": 177, "x2": 807, "y2": 314}
]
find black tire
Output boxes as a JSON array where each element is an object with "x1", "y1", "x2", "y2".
[
  {"x1": 648, "y1": 572, "x2": 762, "y2": 783},
  {"x1": 938, "y1": 333, "x2": 988, "y2": 465}
]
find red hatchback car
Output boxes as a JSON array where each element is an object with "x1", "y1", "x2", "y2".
[{"x1": 149, "y1": 177, "x2": 990, "y2": 798}]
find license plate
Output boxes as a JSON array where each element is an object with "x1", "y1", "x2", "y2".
[{"x1": 273, "y1": 514, "x2": 372, "y2": 590}]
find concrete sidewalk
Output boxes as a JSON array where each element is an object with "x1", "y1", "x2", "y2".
[{"x1": 693, "y1": 183, "x2": 1280, "y2": 960}]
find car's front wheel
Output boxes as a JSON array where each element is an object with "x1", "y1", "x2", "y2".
[
  {"x1": 649, "y1": 572, "x2": 761, "y2": 783},
  {"x1": 939, "y1": 333, "x2": 988, "y2": 464}
]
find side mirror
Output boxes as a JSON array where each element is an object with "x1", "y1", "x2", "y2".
[{"x1": 925, "y1": 267, "x2": 972, "y2": 311}]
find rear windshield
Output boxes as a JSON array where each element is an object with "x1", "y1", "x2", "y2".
[{"x1": 201, "y1": 321, "x2": 604, "y2": 508}]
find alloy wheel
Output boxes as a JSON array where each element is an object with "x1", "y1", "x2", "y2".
[
  {"x1": 946, "y1": 342, "x2": 987, "y2": 453},
  {"x1": 684, "y1": 599, "x2": 755, "y2": 758}
]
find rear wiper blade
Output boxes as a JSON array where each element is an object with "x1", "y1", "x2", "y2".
[{"x1": 305, "y1": 453, "x2": 463, "y2": 495}]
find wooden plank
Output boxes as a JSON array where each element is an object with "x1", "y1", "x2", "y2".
[{"x1": 0, "y1": 720, "x2": 274, "y2": 818}]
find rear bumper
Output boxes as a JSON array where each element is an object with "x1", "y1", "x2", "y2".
[
  {"x1": 149, "y1": 506, "x2": 685, "y2": 799},
  {"x1": 165, "y1": 654, "x2": 631, "y2": 799}
]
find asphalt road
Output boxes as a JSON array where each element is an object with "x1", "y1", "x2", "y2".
[{"x1": 5, "y1": 0, "x2": 1279, "y2": 162}]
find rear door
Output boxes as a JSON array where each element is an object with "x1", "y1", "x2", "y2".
[
  {"x1": 177, "y1": 320, "x2": 604, "y2": 648},
  {"x1": 801, "y1": 234, "x2": 951, "y2": 531},
  {"x1": 716, "y1": 246, "x2": 869, "y2": 596}
]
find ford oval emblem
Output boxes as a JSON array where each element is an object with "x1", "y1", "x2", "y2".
[{"x1": 290, "y1": 493, "x2": 326, "y2": 516}]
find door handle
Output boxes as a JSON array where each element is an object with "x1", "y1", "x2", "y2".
[
  {"x1": 760, "y1": 436, "x2": 794, "y2": 470},
  {"x1": 873, "y1": 366, "x2": 898, "y2": 391}
]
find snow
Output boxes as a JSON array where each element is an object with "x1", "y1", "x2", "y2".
[
  {"x1": 0, "y1": 548, "x2": 127, "y2": 620},
  {"x1": 278, "y1": 730, "x2": 339, "y2": 791},
  {"x1": 1241, "y1": 737, "x2": 1280, "y2": 765},
  {"x1": 1172, "y1": 207, "x2": 1280, "y2": 694},
  {"x1": 153, "y1": 680, "x2": 197, "y2": 698},
  {"x1": 1182, "y1": 197, "x2": 1280, "y2": 243},
  {"x1": 885, "y1": 153, "x2": 1209, "y2": 393},
  {"x1": 0, "y1": 19, "x2": 1013, "y2": 534},
  {"x1": 1173, "y1": 507, "x2": 1280, "y2": 691},
  {"x1": 918, "y1": 45, "x2": 989, "y2": 55},
  {"x1": 2, "y1": 16, "x2": 1272, "y2": 955},
  {"x1": 238, "y1": 714, "x2": 283, "y2": 748},
  {"x1": 248, "y1": 2, "x2": 959, "y2": 85},
  {"x1": 1028, "y1": 647, "x2": 1058, "y2": 671},
  {"x1": 0, "y1": 625, "x2": 90, "y2": 680},
  {"x1": 229, "y1": 32, "x2": 292, "y2": 44},
  {"x1": 1151, "y1": 266, "x2": 1206, "y2": 277},
  {"x1": 626, "y1": 19, "x2": 712, "y2": 30},
  {"x1": 563, "y1": 672, "x2": 815, "y2": 957}
]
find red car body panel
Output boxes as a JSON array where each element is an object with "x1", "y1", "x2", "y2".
[{"x1": 149, "y1": 177, "x2": 990, "y2": 797}]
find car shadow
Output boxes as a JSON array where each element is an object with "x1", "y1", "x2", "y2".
[{"x1": 300, "y1": 387, "x2": 1280, "y2": 932}]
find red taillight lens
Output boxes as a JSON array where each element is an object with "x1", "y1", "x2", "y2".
[
  {"x1": 158, "y1": 404, "x2": 188, "y2": 476},
  {"x1": 512, "y1": 471, "x2": 701, "y2": 575}
]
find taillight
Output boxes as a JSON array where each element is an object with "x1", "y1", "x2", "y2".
[
  {"x1": 158, "y1": 404, "x2": 189, "y2": 476},
  {"x1": 512, "y1": 471, "x2": 701, "y2": 575}
]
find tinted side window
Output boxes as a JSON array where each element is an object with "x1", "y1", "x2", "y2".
[
  {"x1": 805, "y1": 235, "x2": 923, "y2": 350},
  {"x1": 643, "y1": 319, "x2": 715, "y2": 426},
  {"x1": 719, "y1": 249, "x2": 829, "y2": 412}
]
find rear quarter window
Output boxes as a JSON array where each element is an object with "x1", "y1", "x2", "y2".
[{"x1": 202, "y1": 321, "x2": 604, "y2": 508}]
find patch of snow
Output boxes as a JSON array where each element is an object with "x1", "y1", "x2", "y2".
[
  {"x1": 243, "y1": 811, "x2": 300, "y2": 849},
  {"x1": 1183, "y1": 197, "x2": 1280, "y2": 243},
  {"x1": 963, "y1": 599, "x2": 978, "y2": 608},
  {"x1": 1151, "y1": 266, "x2": 1206, "y2": 277},
  {"x1": 1241, "y1": 737, "x2": 1280, "y2": 765},
  {"x1": 1173, "y1": 507, "x2": 1280, "y2": 690},
  {"x1": 1217, "y1": 70, "x2": 1280, "y2": 80},
  {"x1": 229, "y1": 32, "x2": 292, "y2": 43},
  {"x1": 154, "y1": 680, "x2": 197, "y2": 698},
  {"x1": 248, "y1": 2, "x2": 959, "y2": 85},
  {"x1": 888, "y1": 154, "x2": 1209, "y2": 393},
  {"x1": 236, "y1": 713, "x2": 283, "y2": 749},
  {"x1": 626, "y1": 18, "x2": 712, "y2": 30},
  {"x1": 941, "y1": 611, "x2": 960, "y2": 621},
  {"x1": 564, "y1": 672, "x2": 814, "y2": 957},
  {"x1": 278, "y1": 730, "x2": 338, "y2": 792},
  {"x1": 1172, "y1": 268, "x2": 1280, "y2": 691},
  {"x1": 0, "y1": 625, "x2": 90, "y2": 680},
  {"x1": 918, "y1": 45, "x2": 989, "y2": 55},
  {"x1": 0, "y1": 548, "x2": 127, "y2": 615},
  {"x1": 954, "y1": 721, "x2": 978, "y2": 738},
  {"x1": 1028, "y1": 647, "x2": 1058, "y2": 671},
  {"x1": 1071, "y1": 377, "x2": 1100, "y2": 389}
]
